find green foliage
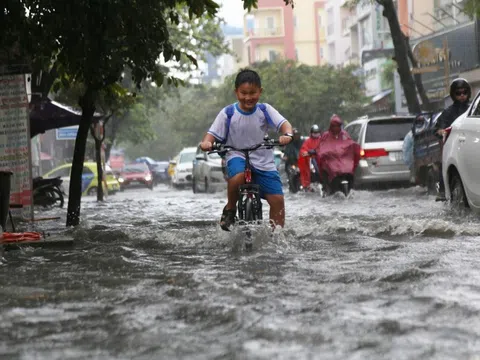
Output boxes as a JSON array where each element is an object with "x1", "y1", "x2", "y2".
[
  {"x1": 123, "y1": 60, "x2": 367, "y2": 160},
  {"x1": 380, "y1": 60, "x2": 396, "y2": 89}
]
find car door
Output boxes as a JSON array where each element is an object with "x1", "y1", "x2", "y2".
[
  {"x1": 459, "y1": 96, "x2": 480, "y2": 207},
  {"x1": 81, "y1": 166, "x2": 96, "y2": 194},
  {"x1": 194, "y1": 146, "x2": 206, "y2": 186}
]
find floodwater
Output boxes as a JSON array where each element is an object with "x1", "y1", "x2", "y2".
[{"x1": 1, "y1": 185, "x2": 480, "y2": 360}]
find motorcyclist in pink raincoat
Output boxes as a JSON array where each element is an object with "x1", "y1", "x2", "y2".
[{"x1": 317, "y1": 114, "x2": 360, "y2": 195}]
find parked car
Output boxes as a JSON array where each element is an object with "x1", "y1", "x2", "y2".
[
  {"x1": 345, "y1": 115, "x2": 414, "y2": 188},
  {"x1": 192, "y1": 145, "x2": 226, "y2": 193},
  {"x1": 118, "y1": 163, "x2": 154, "y2": 190},
  {"x1": 43, "y1": 162, "x2": 120, "y2": 196},
  {"x1": 151, "y1": 161, "x2": 170, "y2": 184},
  {"x1": 443, "y1": 95, "x2": 480, "y2": 211},
  {"x1": 172, "y1": 147, "x2": 196, "y2": 189}
]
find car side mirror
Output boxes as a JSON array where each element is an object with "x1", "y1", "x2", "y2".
[{"x1": 195, "y1": 154, "x2": 206, "y2": 161}]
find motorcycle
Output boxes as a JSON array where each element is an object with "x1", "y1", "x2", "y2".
[
  {"x1": 32, "y1": 176, "x2": 65, "y2": 208},
  {"x1": 320, "y1": 172, "x2": 353, "y2": 197},
  {"x1": 288, "y1": 154, "x2": 322, "y2": 194}
]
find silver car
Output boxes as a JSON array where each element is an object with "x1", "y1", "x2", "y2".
[
  {"x1": 345, "y1": 115, "x2": 414, "y2": 187},
  {"x1": 192, "y1": 145, "x2": 226, "y2": 193}
]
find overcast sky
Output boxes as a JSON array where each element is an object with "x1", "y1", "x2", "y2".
[{"x1": 217, "y1": 0, "x2": 245, "y2": 27}]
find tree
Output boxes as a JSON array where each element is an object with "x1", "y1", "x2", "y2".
[
  {"x1": 122, "y1": 60, "x2": 367, "y2": 162},
  {"x1": 1, "y1": 0, "x2": 294, "y2": 227}
]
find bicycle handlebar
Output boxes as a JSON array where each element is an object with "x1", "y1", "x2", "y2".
[{"x1": 208, "y1": 139, "x2": 283, "y2": 155}]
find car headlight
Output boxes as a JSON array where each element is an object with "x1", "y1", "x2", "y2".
[
  {"x1": 145, "y1": 174, "x2": 152, "y2": 181},
  {"x1": 118, "y1": 177, "x2": 124, "y2": 183}
]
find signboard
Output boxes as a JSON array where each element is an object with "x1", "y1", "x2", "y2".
[
  {"x1": 56, "y1": 126, "x2": 79, "y2": 140},
  {"x1": 0, "y1": 74, "x2": 33, "y2": 221}
]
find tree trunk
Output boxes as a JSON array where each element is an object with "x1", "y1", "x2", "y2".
[
  {"x1": 105, "y1": 114, "x2": 121, "y2": 162},
  {"x1": 93, "y1": 132, "x2": 105, "y2": 202},
  {"x1": 405, "y1": 36, "x2": 432, "y2": 111},
  {"x1": 380, "y1": 0, "x2": 421, "y2": 114},
  {"x1": 66, "y1": 88, "x2": 97, "y2": 227}
]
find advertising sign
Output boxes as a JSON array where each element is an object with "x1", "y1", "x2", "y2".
[
  {"x1": 0, "y1": 74, "x2": 33, "y2": 221},
  {"x1": 56, "y1": 126, "x2": 79, "y2": 140}
]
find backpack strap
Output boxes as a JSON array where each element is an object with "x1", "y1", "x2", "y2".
[
  {"x1": 223, "y1": 104, "x2": 235, "y2": 144},
  {"x1": 258, "y1": 103, "x2": 275, "y2": 129}
]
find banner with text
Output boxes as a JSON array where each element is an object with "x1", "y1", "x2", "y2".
[{"x1": 0, "y1": 74, "x2": 33, "y2": 221}]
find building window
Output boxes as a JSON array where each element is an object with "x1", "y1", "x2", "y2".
[
  {"x1": 269, "y1": 50, "x2": 278, "y2": 62},
  {"x1": 266, "y1": 17, "x2": 274, "y2": 29},
  {"x1": 293, "y1": 15, "x2": 297, "y2": 29},
  {"x1": 295, "y1": 48, "x2": 298, "y2": 61},
  {"x1": 318, "y1": 14, "x2": 322, "y2": 26},
  {"x1": 320, "y1": 47, "x2": 324, "y2": 59}
]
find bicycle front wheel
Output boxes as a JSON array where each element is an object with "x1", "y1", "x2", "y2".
[{"x1": 244, "y1": 197, "x2": 254, "y2": 222}]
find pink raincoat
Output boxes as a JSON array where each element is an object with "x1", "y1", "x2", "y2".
[{"x1": 317, "y1": 115, "x2": 361, "y2": 182}]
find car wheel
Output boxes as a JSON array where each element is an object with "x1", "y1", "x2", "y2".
[
  {"x1": 193, "y1": 177, "x2": 198, "y2": 194},
  {"x1": 426, "y1": 167, "x2": 438, "y2": 195},
  {"x1": 450, "y1": 172, "x2": 469, "y2": 209}
]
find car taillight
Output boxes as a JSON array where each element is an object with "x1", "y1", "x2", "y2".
[
  {"x1": 443, "y1": 127, "x2": 452, "y2": 143},
  {"x1": 360, "y1": 148, "x2": 389, "y2": 158}
]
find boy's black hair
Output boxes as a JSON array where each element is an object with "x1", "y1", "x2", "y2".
[{"x1": 234, "y1": 69, "x2": 261, "y2": 89}]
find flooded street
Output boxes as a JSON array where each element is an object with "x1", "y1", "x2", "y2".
[{"x1": 2, "y1": 185, "x2": 480, "y2": 359}]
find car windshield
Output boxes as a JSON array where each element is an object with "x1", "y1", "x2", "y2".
[
  {"x1": 365, "y1": 119, "x2": 413, "y2": 143},
  {"x1": 123, "y1": 164, "x2": 148, "y2": 173},
  {"x1": 179, "y1": 152, "x2": 196, "y2": 163}
]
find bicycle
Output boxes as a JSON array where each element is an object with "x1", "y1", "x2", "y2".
[{"x1": 209, "y1": 137, "x2": 283, "y2": 250}]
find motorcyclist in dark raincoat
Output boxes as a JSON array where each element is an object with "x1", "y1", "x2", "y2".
[
  {"x1": 435, "y1": 78, "x2": 471, "y2": 201},
  {"x1": 282, "y1": 128, "x2": 304, "y2": 176}
]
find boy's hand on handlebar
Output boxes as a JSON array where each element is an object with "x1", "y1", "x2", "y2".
[
  {"x1": 200, "y1": 141, "x2": 213, "y2": 151},
  {"x1": 279, "y1": 135, "x2": 292, "y2": 145}
]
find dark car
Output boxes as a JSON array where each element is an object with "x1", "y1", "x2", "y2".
[
  {"x1": 151, "y1": 161, "x2": 170, "y2": 184},
  {"x1": 119, "y1": 163, "x2": 153, "y2": 190}
]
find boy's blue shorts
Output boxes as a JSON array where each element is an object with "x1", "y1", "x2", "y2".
[{"x1": 226, "y1": 157, "x2": 283, "y2": 197}]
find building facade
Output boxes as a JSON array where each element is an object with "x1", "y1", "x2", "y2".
[
  {"x1": 242, "y1": 0, "x2": 328, "y2": 66},
  {"x1": 325, "y1": 0, "x2": 352, "y2": 66}
]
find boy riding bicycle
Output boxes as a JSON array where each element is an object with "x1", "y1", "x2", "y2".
[{"x1": 200, "y1": 69, "x2": 294, "y2": 230}]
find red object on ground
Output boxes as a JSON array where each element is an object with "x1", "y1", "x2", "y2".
[{"x1": 0, "y1": 232, "x2": 42, "y2": 243}]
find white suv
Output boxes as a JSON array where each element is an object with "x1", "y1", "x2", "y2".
[
  {"x1": 171, "y1": 147, "x2": 196, "y2": 189},
  {"x1": 442, "y1": 93, "x2": 480, "y2": 211}
]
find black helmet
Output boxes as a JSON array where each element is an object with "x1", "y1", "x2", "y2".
[
  {"x1": 310, "y1": 124, "x2": 320, "y2": 134},
  {"x1": 450, "y1": 78, "x2": 471, "y2": 101}
]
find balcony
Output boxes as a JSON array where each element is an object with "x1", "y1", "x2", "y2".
[{"x1": 244, "y1": 27, "x2": 284, "y2": 39}]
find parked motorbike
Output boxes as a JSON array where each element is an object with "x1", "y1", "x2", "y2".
[{"x1": 32, "y1": 176, "x2": 65, "y2": 208}]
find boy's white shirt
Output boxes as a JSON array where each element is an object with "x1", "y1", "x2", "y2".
[{"x1": 208, "y1": 103, "x2": 287, "y2": 171}]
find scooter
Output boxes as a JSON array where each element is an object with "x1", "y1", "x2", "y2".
[
  {"x1": 320, "y1": 172, "x2": 353, "y2": 197},
  {"x1": 288, "y1": 156, "x2": 323, "y2": 194},
  {"x1": 32, "y1": 176, "x2": 65, "y2": 208}
]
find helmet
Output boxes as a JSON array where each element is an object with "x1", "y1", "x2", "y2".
[
  {"x1": 450, "y1": 78, "x2": 471, "y2": 100},
  {"x1": 310, "y1": 124, "x2": 320, "y2": 134}
]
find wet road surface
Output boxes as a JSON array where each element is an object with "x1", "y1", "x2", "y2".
[{"x1": 1, "y1": 185, "x2": 480, "y2": 359}]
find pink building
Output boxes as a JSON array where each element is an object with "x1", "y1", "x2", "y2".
[{"x1": 242, "y1": 0, "x2": 327, "y2": 66}]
